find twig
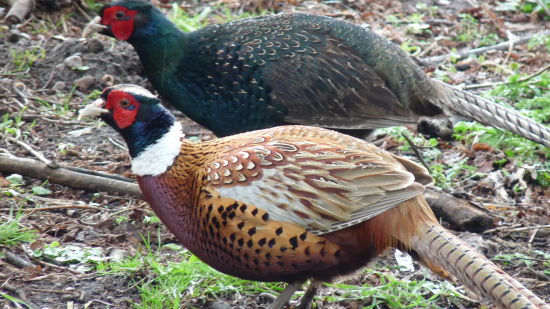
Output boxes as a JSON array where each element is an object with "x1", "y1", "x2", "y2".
[
  {"x1": 535, "y1": 0, "x2": 550, "y2": 15},
  {"x1": 400, "y1": 133, "x2": 430, "y2": 172},
  {"x1": 60, "y1": 14, "x2": 68, "y2": 34},
  {"x1": 2, "y1": 205, "x2": 103, "y2": 214},
  {"x1": 522, "y1": 267, "x2": 550, "y2": 282},
  {"x1": 64, "y1": 166, "x2": 135, "y2": 183},
  {"x1": 73, "y1": 0, "x2": 92, "y2": 22},
  {"x1": 0, "y1": 155, "x2": 142, "y2": 198},
  {"x1": 4, "y1": 251, "x2": 34, "y2": 269},
  {"x1": 40, "y1": 67, "x2": 57, "y2": 90},
  {"x1": 526, "y1": 226, "x2": 539, "y2": 247},
  {"x1": 86, "y1": 299, "x2": 117, "y2": 307},
  {"x1": 0, "y1": 280, "x2": 37, "y2": 309},
  {"x1": 420, "y1": 31, "x2": 550, "y2": 65},
  {"x1": 26, "y1": 288, "x2": 76, "y2": 294},
  {"x1": 12, "y1": 83, "x2": 30, "y2": 106},
  {"x1": 30, "y1": 258, "x2": 83, "y2": 275},
  {"x1": 463, "y1": 64, "x2": 550, "y2": 90},
  {"x1": 6, "y1": 137, "x2": 58, "y2": 168},
  {"x1": 502, "y1": 30, "x2": 516, "y2": 65},
  {"x1": 108, "y1": 137, "x2": 127, "y2": 150},
  {"x1": 483, "y1": 224, "x2": 550, "y2": 234}
]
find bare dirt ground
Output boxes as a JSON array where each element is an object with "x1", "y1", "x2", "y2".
[{"x1": 0, "y1": 0, "x2": 549, "y2": 308}]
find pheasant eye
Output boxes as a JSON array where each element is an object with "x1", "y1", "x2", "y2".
[
  {"x1": 120, "y1": 98, "x2": 131, "y2": 108},
  {"x1": 115, "y1": 10, "x2": 125, "y2": 19}
]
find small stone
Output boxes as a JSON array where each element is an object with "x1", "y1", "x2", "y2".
[
  {"x1": 86, "y1": 38, "x2": 104, "y2": 53},
  {"x1": 64, "y1": 54, "x2": 83, "y2": 68},
  {"x1": 74, "y1": 75, "x2": 95, "y2": 91},
  {"x1": 0, "y1": 78, "x2": 11, "y2": 86},
  {"x1": 209, "y1": 301, "x2": 231, "y2": 309},
  {"x1": 7, "y1": 32, "x2": 20, "y2": 43},
  {"x1": 9, "y1": 29, "x2": 31, "y2": 40},
  {"x1": 108, "y1": 248, "x2": 128, "y2": 263},
  {"x1": 100, "y1": 74, "x2": 115, "y2": 87},
  {"x1": 52, "y1": 81, "x2": 66, "y2": 91}
]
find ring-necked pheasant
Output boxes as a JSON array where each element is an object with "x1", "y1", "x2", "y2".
[
  {"x1": 90, "y1": 0, "x2": 550, "y2": 147},
  {"x1": 79, "y1": 84, "x2": 549, "y2": 309}
]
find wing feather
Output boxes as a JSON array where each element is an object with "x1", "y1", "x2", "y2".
[{"x1": 204, "y1": 127, "x2": 429, "y2": 235}]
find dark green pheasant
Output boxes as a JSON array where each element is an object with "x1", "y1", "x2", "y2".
[{"x1": 96, "y1": 0, "x2": 550, "y2": 146}]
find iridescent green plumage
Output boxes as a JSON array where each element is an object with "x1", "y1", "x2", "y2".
[{"x1": 99, "y1": 0, "x2": 550, "y2": 146}]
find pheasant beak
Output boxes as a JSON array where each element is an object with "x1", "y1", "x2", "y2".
[
  {"x1": 82, "y1": 16, "x2": 109, "y2": 38},
  {"x1": 78, "y1": 98, "x2": 109, "y2": 121}
]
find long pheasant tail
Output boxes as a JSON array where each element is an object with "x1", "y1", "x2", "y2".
[
  {"x1": 434, "y1": 80, "x2": 550, "y2": 147},
  {"x1": 413, "y1": 222, "x2": 549, "y2": 309}
]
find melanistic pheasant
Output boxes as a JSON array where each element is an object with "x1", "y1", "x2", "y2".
[
  {"x1": 90, "y1": 0, "x2": 550, "y2": 146},
  {"x1": 79, "y1": 84, "x2": 549, "y2": 309}
]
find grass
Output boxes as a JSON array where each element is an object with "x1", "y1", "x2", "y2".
[
  {"x1": 454, "y1": 13, "x2": 480, "y2": 43},
  {"x1": 497, "y1": 0, "x2": 550, "y2": 20},
  {"x1": 493, "y1": 250, "x2": 550, "y2": 277},
  {"x1": 0, "y1": 110, "x2": 35, "y2": 140},
  {"x1": 168, "y1": 4, "x2": 269, "y2": 32},
  {"x1": 380, "y1": 66, "x2": 549, "y2": 188},
  {"x1": 0, "y1": 211, "x2": 36, "y2": 247},
  {"x1": 97, "y1": 232, "x2": 283, "y2": 308},
  {"x1": 96, "y1": 231, "x2": 459, "y2": 308},
  {"x1": 9, "y1": 46, "x2": 46, "y2": 73},
  {"x1": 326, "y1": 269, "x2": 460, "y2": 309}
]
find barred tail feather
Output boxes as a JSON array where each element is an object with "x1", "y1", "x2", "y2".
[
  {"x1": 434, "y1": 80, "x2": 550, "y2": 147},
  {"x1": 412, "y1": 222, "x2": 549, "y2": 309}
]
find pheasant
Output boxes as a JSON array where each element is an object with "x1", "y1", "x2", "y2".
[
  {"x1": 79, "y1": 84, "x2": 548, "y2": 309},
  {"x1": 89, "y1": 0, "x2": 550, "y2": 146}
]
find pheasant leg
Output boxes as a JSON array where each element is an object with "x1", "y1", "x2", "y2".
[
  {"x1": 268, "y1": 281, "x2": 304, "y2": 309},
  {"x1": 297, "y1": 280, "x2": 322, "y2": 309}
]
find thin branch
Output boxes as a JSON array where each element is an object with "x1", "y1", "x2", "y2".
[
  {"x1": 6, "y1": 137, "x2": 58, "y2": 168},
  {"x1": 0, "y1": 205, "x2": 103, "y2": 213},
  {"x1": 535, "y1": 0, "x2": 550, "y2": 15},
  {"x1": 0, "y1": 155, "x2": 142, "y2": 198},
  {"x1": 28, "y1": 256, "x2": 83, "y2": 275},
  {"x1": 63, "y1": 166, "x2": 135, "y2": 183},
  {"x1": 420, "y1": 31, "x2": 550, "y2": 65},
  {"x1": 463, "y1": 64, "x2": 550, "y2": 90},
  {"x1": 482, "y1": 224, "x2": 550, "y2": 234},
  {"x1": 73, "y1": 0, "x2": 92, "y2": 22},
  {"x1": 401, "y1": 133, "x2": 430, "y2": 172}
]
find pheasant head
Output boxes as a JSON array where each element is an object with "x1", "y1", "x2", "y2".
[
  {"x1": 97, "y1": 0, "x2": 158, "y2": 41},
  {"x1": 79, "y1": 84, "x2": 182, "y2": 176}
]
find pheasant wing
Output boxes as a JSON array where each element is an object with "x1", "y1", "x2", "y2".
[
  {"x1": 202, "y1": 126, "x2": 428, "y2": 235},
  {"x1": 188, "y1": 14, "x2": 420, "y2": 133}
]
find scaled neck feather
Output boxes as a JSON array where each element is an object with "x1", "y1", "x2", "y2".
[{"x1": 131, "y1": 121, "x2": 183, "y2": 176}]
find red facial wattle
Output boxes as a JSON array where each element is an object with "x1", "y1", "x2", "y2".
[
  {"x1": 101, "y1": 6, "x2": 138, "y2": 40},
  {"x1": 106, "y1": 90, "x2": 140, "y2": 129}
]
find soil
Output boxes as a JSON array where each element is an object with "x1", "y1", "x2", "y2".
[{"x1": 0, "y1": 0, "x2": 548, "y2": 308}]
